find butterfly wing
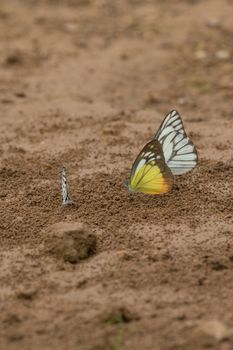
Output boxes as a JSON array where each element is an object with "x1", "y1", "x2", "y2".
[
  {"x1": 61, "y1": 166, "x2": 72, "y2": 205},
  {"x1": 154, "y1": 110, "x2": 198, "y2": 175},
  {"x1": 128, "y1": 140, "x2": 173, "y2": 194}
]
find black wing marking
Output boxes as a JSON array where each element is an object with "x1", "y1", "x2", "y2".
[{"x1": 154, "y1": 110, "x2": 198, "y2": 175}]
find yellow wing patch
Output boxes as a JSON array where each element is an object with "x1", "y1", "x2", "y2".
[
  {"x1": 129, "y1": 163, "x2": 172, "y2": 195},
  {"x1": 126, "y1": 139, "x2": 173, "y2": 195}
]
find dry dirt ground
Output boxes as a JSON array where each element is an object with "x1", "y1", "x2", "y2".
[{"x1": 0, "y1": 1, "x2": 233, "y2": 349}]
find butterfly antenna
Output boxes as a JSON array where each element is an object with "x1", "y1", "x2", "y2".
[{"x1": 61, "y1": 165, "x2": 73, "y2": 206}]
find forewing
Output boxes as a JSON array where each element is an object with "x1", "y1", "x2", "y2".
[
  {"x1": 154, "y1": 110, "x2": 198, "y2": 175},
  {"x1": 61, "y1": 166, "x2": 72, "y2": 205},
  {"x1": 155, "y1": 110, "x2": 185, "y2": 138},
  {"x1": 129, "y1": 140, "x2": 173, "y2": 194}
]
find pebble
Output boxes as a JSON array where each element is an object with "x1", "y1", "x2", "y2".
[
  {"x1": 195, "y1": 50, "x2": 207, "y2": 60},
  {"x1": 215, "y1": 50, "x2": 230, "y2": 60}
]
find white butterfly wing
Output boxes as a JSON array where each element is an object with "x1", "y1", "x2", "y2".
[
  {"x1": 61, "y1": 166, "x2": 72, "y2": 205},
  {"x1": 154, "y1": 110, "x2": 198, "y2": 175}
]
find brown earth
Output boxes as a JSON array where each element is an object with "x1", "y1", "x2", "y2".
[{"x1": 0, "y1": 0, "x2": 233, "y2": 349}]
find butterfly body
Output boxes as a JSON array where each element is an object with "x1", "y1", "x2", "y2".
[{"x1": 126, "y1": 110, "x2": 198, "y2": 195}]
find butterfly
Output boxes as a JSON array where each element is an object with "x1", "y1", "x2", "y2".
[
  {"x1": 61, "y1": 166, "x2": 73, "y2": 205},
  {"x1": 125, "y1": 110, "x2": 198, "y2": 195}
]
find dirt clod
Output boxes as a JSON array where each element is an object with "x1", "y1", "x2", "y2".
[
  {"x1": 16, "y1": 288, "x2": 38, "y2": 301},
  {"x1": 43, "y1": 222, "x2": 96, "y2": 263}
]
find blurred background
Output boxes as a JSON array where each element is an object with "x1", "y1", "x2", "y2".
[
  {"x1": 1, "y1": 0, "x2": 232, "y2": 157},
  {"x1": 0, "y1": 0, "x2": 232, "y2": 112},
  {"x1": 0, "y1": 1, "x2": 233, "y2": 350}
]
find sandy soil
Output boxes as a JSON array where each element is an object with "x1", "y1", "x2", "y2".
[{"x1": 0, "y1": 0, "x2": 233, "y2": 349}]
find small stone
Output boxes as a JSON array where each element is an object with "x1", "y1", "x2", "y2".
[
  {"x1": 195, "y1": 50, "x2": 207, "y2": 60},
  {"x1": 43, "y1": 222, "x2": 96, "y2": 263},
  {"x1": 200, "y1": 320, "x2": 233, "y2": 341},
  {"x1": 215, "y1": 50, "x2": 230, "y2": 60},
  {"x1": 206, "y1": 17, "x2": 220, "y2": 28}
]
